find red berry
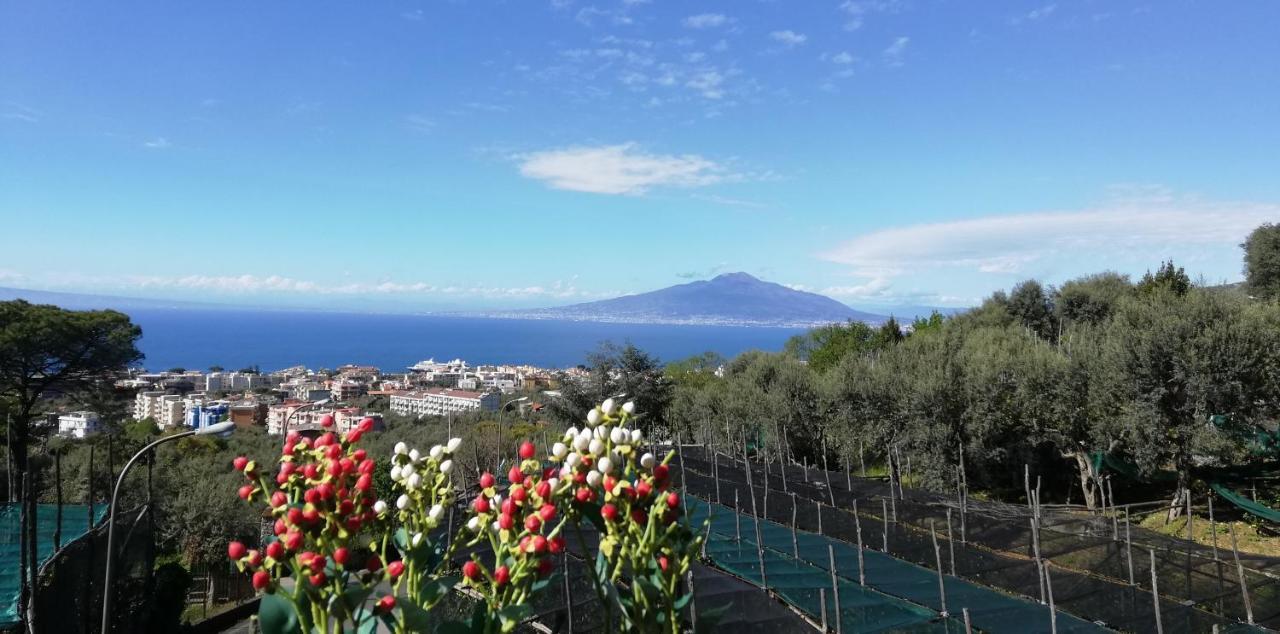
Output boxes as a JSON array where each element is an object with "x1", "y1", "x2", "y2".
[
  {"x1": 575, "y1": 487, "x2": 592, "y2": 503},
  {"x1": 377, "y1": 595, "x2": 396, "y2": 612},
  {"x1": 266, "y1": 541, "x2": 284, "y2": 560},
  {"x1": 366, "y1": 554, "x2": 382, "y2": 573},
  {"x1": 536, "y1": 481, "x2": 551, "y2": 499},
  {"x1": 494, "y1": 565, "x2": 510, "y2": 586},
  {"x1": 501, "y1": 499, "x2": 516, "y2": 516},
  {"x1": 511, "y1": 486, "x2": 527, "y2": 503},
  {"x1": 530, "y1": 535, "x2": 548, "y2": 553},
  {"x1": 356, "y1": 474, "x2": 373, "y2": 492},
  {"x1": 333, "y1": 547, "x2": 349, "y2": 566},
  {"x1": 238, "y1": 484, "x2": 255, "y2": 500},
  {"x1": 539, "y1": 504, "x2": 556, "y2": 522},
  {"x1": 353, "y1": 449, "x2": 368, "y2": 461},
  {"x1": 359, "y1": 417, "x2": 375, "y2": 432},
  {"x1": 387, "y1": 561, "x2": 405, "y2": 578},
  {"x1": 539, "y1": 557, "x2": 554, "y2": 577},
  {"x1": 474, "y1": 496, "x2": 491, "y2": 514},
  {"x1": 252, "y1": 570, "x2": 271, "y2": 590},
  {"x1": 358, "y1": 459, "x2": 375, "y2": 475},
  {"x1": 667, "y1": 492, "x2": 680, "y2": 508},
  {"x1": 601, "y1": 504, "x2": 619, "y2": 522},
  {"x1": 320, "y1": 414, "x2": 334, "y2": 428},
  {"x1": 508, "y1": 466, "x2": 524, "y2": 485},
  {"x1": 247, "y1": 549, "x2": 262, "y2": 566},
  {"x1": 309, "y1": 572, "x2": 326, "y2": 587},
  {"x1": 549, "y1": 536, "x2": 566, "y2": 554},
  {"x1": 274, "y1": 519, "x2": 287, "y2": 536},
  {"x1": 631, "y1": 509, "x2": 648, "y2": 525},
  {"x1": 280, "y1": 462, "x2": 296, "y2": 476},
  {"x1": 345, "y1": 429, "x2": 363, "y2": 444},
  {"x1": 304, "y1": 488, "x2": 321, "y2": 505},
  {"x1": 479, "y1": 472, "x2": 495, "y2": 489},
  {"x1": 227, "y1": 541, "x2": 247, "y2": 560},
  {"x1": 283, "y1": 532, "x2": 303, "y2": 551},
  {"x1": 276, "y1": 473, "x2": 288, "y2": 485},
  {"x1": 519, "y1": 442, "x2": 535, "y2": 459},
  {"x1": 635, "y1": 480, "x2": 652, "y2": 499},
  {"x1": 271, "y1": 491, "x2": 287, "y2": 507},
  {"x1": 232, "y1": 456, "x2": 249, "y2": 471},
  {"x1": 658, "y1": 556, "x2": 670, "y2": 573},
  {"x1": 499, "y1": 513, "x2": 515, "y2": 530},
  {"x1": 462, "y1": 560, "x2": 480, "y2": 580},
  {"x1": 603, "y1": 476, "x2": 616, "y2": 492},
  {"x1": 310, "y1": 555, "x2": 327, "y2": 572},
  {"x1": 653, "y1": 464, "x2": 669, "y2": 483},
  {"x1": 302, "y1": 509, "x2": 319, "y2": 524},
  {"x1": 525, "y1": 514, "x2": 541, "y2": 532},
  {"x1": 303, "y1": 464, "x2": 318, "y2": 480},
  {"x1": 287, "y1": 508, "x2": 304, "y2": 525}
]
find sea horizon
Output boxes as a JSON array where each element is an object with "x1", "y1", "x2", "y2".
[{"x1": 125, "y1": 307, "x2": 806, "y2": 372}]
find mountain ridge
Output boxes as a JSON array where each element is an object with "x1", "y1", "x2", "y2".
[{"x1": 503, "y1": 272, "x2": 887, "y2": 327}]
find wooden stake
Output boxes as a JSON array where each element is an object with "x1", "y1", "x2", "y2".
[
  {"x1": 1046, "y1": 561, "x2": 1057, "y2": 634},
  {"x1": 563, "y1": 554, "x2": 574, "y2": 633},
  {"x1": 1108, "y1": 477, "x2": 1119, "y2": 540},
  {"x1": 881, "y1": 498, "x2": 889, "y2": 552},
  {"x1": 734, "y1": 489, "x2": 741, "y2": 542},
  {"x1": 1208, "y1": 495, "x2": 1219, "y2": 562},
  {"x1": 790, "y1": 493, "x2": 799, "y2": 559},
  {"x1": 1229, "y1": 522, "x2": 1254, "y2": 624},
  {"x1": 1125, "y1": 506, "x2": 1135, "y2": 586},
  {"x1": 946, "y1": 508, "x2": 956, "y2": 576},
  {"x1": 828, "y1": 544, "x2": 843, "y2": 634},
  {"x1": 931, "y1": 519, "x2": 948, "y2": 617},
  {"x1": 859, "y1": 440, "x2": 866, "y2": 478},
  {"x1": 822, "y1": 437, "x2": 835, "y2": 506},
  {"x1": 1031, "y1": 516, "x2": 1045, "y2": 603},
  {"x1": 854, "y1": 499, "x2": 865, "y2": 586},
  {"x1": 686, "y1": 569, "x2": 698, "y2": 627},
  {"x1": 713, "y1": 451, "x2": 721, "y2": 504},
  {"x1": 962, "y1": 608, "x2": 972, "y2": 634},
  {"x1": 817, "y1": 500, "x2": 823, "y2": 535},
  {"x1": 1150, "y1": 549, "x2": 1164, "y2": 634},
  {"x1": 819, "y1": 588, "x2": 828, "y2": 632}
]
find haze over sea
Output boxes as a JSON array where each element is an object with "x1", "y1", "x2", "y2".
[{"x1": 129, "y1": 309, "x2": 804, "y2": 372}]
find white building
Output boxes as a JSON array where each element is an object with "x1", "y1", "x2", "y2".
[
  {"x1": 58, "y1": 411, "x2": 101, "y2": 438},
  {"x1": 134, "y1": 391, "x2": 185, "y2": 428},
  {"x1": 389, "y1": 388, "x2": 500, "y2": 418}
]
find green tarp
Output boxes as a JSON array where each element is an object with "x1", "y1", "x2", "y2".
[
  {"x1": 1209, "y1": 483, "x2": 1280, "y2": 523},
  {"x1": 0, "y1": 503, "x2": 106, "y2": 627}
]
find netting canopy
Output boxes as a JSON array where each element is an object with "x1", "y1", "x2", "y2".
[{"x1": 0, "y1": 502, "x2": 105, "y2": 627}]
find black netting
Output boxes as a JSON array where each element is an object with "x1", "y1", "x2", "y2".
[{"x1": 674, "y1": 446, "x2": 1269, "y2": 633}]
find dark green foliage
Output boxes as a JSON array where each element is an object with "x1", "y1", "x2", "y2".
[
  {"x1": 1137, "y1": 260, "x2": 1192, "y2": 297},
  {"x1": 149, "y1": 561, "x2": 193, "y2": 633},
  {"x1": 1055, "y1": 272, "x2": 1132, "y2": 325},
  {"x1": 547, "y1": 343, "x2": 671, "y2": 437},
  {"x1": 783, "y1": 319, "x2": 898, "y2": 373},
  {"x1": 1006, "y1": 280, "x2": 1057, "y2": 341},
  {"x1": 1242, "y1": 223, "x2": 1280, "y2": 300}
]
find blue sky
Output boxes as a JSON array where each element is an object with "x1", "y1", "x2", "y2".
[{"x1": 2, "y1": 0, "x2": 1278, "y2": 313}]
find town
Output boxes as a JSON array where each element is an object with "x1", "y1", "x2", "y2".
[{"x1": 45, "y1": 358, "x2": 576, "y2": 439}]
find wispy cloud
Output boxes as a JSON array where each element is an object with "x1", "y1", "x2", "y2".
[
  {"x1": 676, "y1": 263, "x2": 729, "y2": 280},
  {"x1": 14, "y1": 271, "x2": 617, "y2": 300},
  {"x1": 769, "y1": 30, "x2": 808, "y2": 47},
  {"x1": 1010, "y1": 4, "x2": 1057, "y2": 25},
  {"x1": 1, "y1": 102, "x2": 41, "y2": 123},
  {"x1": 830, "y1": 51, "x2": 855, "y2": 65},
  {"x1": 401, "y1": 9, "x2": 425, "y2": 21},
  {"x1": 516, "y1": 143, "x2": 733, "y2": 195},
  {"x1": 882, "y1": 36, "x2": 909, "y2": 66},
  {"x1": 839, "y1": 0, "x2": 901, "y2": 31},
  {"x1": 819, "y1": 189, "x2": 1279, "y2": 293},
  {"x1": 682, "y1": 13, "x2": 728, "y2": 29},
  {"x1": 405, "y1": 114, "x2": 435, "y2": 133},
  {"x1": 142, "y1": 137, "x2": 171, "y2": 149}
]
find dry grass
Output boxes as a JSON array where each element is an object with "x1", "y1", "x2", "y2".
[{"x1": 1138, "y1": 512, "x2": 1280, "y2": 558}]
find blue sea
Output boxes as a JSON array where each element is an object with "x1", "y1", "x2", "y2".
[{"x1": 126, "y1": 309, "x2": 805, "y2": 371}]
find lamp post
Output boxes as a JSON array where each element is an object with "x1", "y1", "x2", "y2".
[
  {"x1": 101, "y1": 421, "x2": 235, "y2": 634},
  {"x1": 497, "y1": 397, "x2": 529, "y2": 466},
  {"x1": 283, "y1": 398, "x2": 332, "y2": 437}
]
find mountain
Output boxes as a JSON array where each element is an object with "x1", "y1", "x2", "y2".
[
  {"x1": 508, "y1": 273, "x2": 887, "y2": 327},
  {"x1": 0, "y1": 286, "x2": 244, "y2": 311}
]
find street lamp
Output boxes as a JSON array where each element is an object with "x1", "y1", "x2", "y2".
[
  {"x1": 497, "y1": 397, "x2": 529, "y2": 468},
  {"x1": 101, "y1": 421, "x2": 235, "y2": 633},
  {"x1": 283, "y1": 398, "x2": 332, "y2": 436}
]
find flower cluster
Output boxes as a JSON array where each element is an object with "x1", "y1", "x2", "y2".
[
  {"x1": 553, "y1": 398, "x2": 703, "y2": 633},
  {"x1": 458, "y1": 440, "x2": 568, "y2": 631},
  {"x1": 230, "y1": 415, "x2": 392, "y2": 630}
]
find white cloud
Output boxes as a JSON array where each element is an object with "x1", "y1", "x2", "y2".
[
  {"x1": 819, "y1": 191, "x2": 1280, "y2": 288},
  {"x1": 143, "y1": 137, "x2": 171, "y2": 149},
  {"x1": 839, "y1": 0, "x2": 901, "y2": 31},
  {"x1": 770, "y1": 30, "x2": 808, "y2": 47},
  {"x1": 517, "y1": 143, "x2": 730, "y2": 195},
  {"x1": 882, "y1": 37, "x2": 909, "y2": 66},
  {"x1": 831, "y1": 51, "x2": 855, "y2": 65},
  {"x1": 683, "y1": 13, "x2": 727, "y2": 29},
  {"x1": 1011, "y1": 4, "x2": 1057, "y2": 24}
]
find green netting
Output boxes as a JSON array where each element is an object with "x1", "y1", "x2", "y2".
[
  {"x1": 691, "y1": 501, "x2": 1108, "y2": 633},
  {"x1": 0, "y1": 502, "x2": 106, "y2": 627},
  {"x1": 1210, "y1": 483, "x2": 1280, "y2": 523}
]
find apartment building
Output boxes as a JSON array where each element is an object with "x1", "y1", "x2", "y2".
[
  {"x1": 57, "y1": 411, "x2": 101, "y2": 438},
  {"x1": 134, "y1": 391, "x2": 184, "y2": 428},
  {"x1": 389, "y1": 388, "x2": 500, "y2": 418}
]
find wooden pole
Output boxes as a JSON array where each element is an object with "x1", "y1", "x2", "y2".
[
  {"x1": 816, "y1": 500, "x2": 823, "y2": 535},
  {"x1": 881, "y1": 498, "x2": 889, "y2": 552},
  {"x1": 854, "y1": 499, "x2": 865, "y2": 586},
  {"x1": 1230, "y1": 522, "x2": 1254, "y2": 624},
  {"x1": 686, "y1": 569, "x2": 698, "y2": 628},
  {"x1": 1125, "y1": 506, "x2": 1135, "y2": 586},
  {"x1": 962, "y1": 608, "x2": 972, "y2": 634},
  {"x1": 946, "y1": 508, "x2": 956, "y2": 576},
  {"x1": 1186, "y1": 492, "x2": 1193, "y2": 543},
  {"x1": 1046, "y1": 561, "x2": 1058, "y2": 634},
  {"x1": 734, "y1": 489, "x2": 741, "y2": 541},
  {"x1": 83, "y1": 445, "x2": 95, "y2": 634},
  {"x1": 1032, "y1": 516, "x2": 1045, "y2": 603},
  {"x1": 790, "y1": 493, "x2": 799, "y2": 559},
  {"x1": 828, "y1": 544, "x2": 843, "y2": 634},
  {"x1": 859, "y1": 440, "x2": 866, "y2": 478},
  {"x1": 713, "y1": 451, "x2": 721, "y2": 504},
  {"x1": 822, "y1": 437, "x2": 835, "y2": 506},
  {"x1": 1024, "y1": 464, "x2": 1032, "y2": 513},
  {"x1": 1208, "y1": 495, "x2": 1219, "y2": 561},
  {"x1": 743, "y1": 444, "x2": 767, "y2": 589},
  {"x1": 1150, "y1": 549, "x2": 1164, "y2": 634},
  {"x1": 845, "y1": 457, "x2": 852, "y2": 491},
  {"x1": 931, "y1": 519, "x2": 948, "y2": 617},
  {"x1": 18, "y1": 473, "x2": 29, "y2": 625},
  {"x1": 819, "y1": 588, "x2": 828, "y2": 632},
  {"x1": 1108, "y1": 477, "x2": 1119, "y2": 539}
]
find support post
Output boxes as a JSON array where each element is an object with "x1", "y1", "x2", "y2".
[
  {"x1": 1208, "y1": 495, "x2": 1219, "y2": 561},
  {"x1": 962, "y1": 608, "x2": 972, "y2": 634},
  {"x1": 1031, "y1": 516, "x2": 1045, "y2": 603},
  {"x1": 1046, "y1": 562, "x2": 1058, "y2": 634},
  {"x1": 853, "y1": 499, "x2": 865, "y2": 586},
  {"x1": 946, "y1": 507, "x2": 956, "y2": 576},
  {"x1": 1150, "y1": 549, "x2": 1164, "y2": 634},
  {"x1": 822, "y1": 437, "x2": 835, "y2": 506},
  {"x1": 881, "y1": 498, "x2": 889, "y2": 552},
  {"x1": 563, "y1": 554, "x2": 574, "y2": 633},
  {"x1": 734, "y1": 489, "x2": 741, "y2": 542},
  {"x1": 1125, "y1": 507, "x2": 1135, "y2": 586},
  {"x1": 859, "y1": 440, "x2": 866, "y2": 478},
  {"x1": 819, "y1": 588, "x2": 828, "y2": 632},
  {"x1": 713, "y1": 451, "x2": 720, "y2": 504},
  {"x1": 817, "y1": 500, "x2": 823, "y2": 535},
  {"x1": 931, "y1": 520, "x2": 948, "y2": 617},
  {"x1": 828, "y1": 544, "x2": 843, "y2": 634},
  {"x1": 790, "y1": 493, "x2": 799, "y2": 559},
  {"x1": 1230, "y1": 522, "x2": 1254, "y2": 625}
]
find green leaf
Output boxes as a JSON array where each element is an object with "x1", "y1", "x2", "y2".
[
  {"x1": 258, "y1": 592, "x2": 303, "y2": 634},
  {"x1": 496, "y1": 604, "x2": 533, "y2": 631},
  {"x1": 417, "y1": 574, "x2": 459, "y2": 608},
  {"x1": 400, "y1": 601, "x2": 434, "y2": 632}
]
